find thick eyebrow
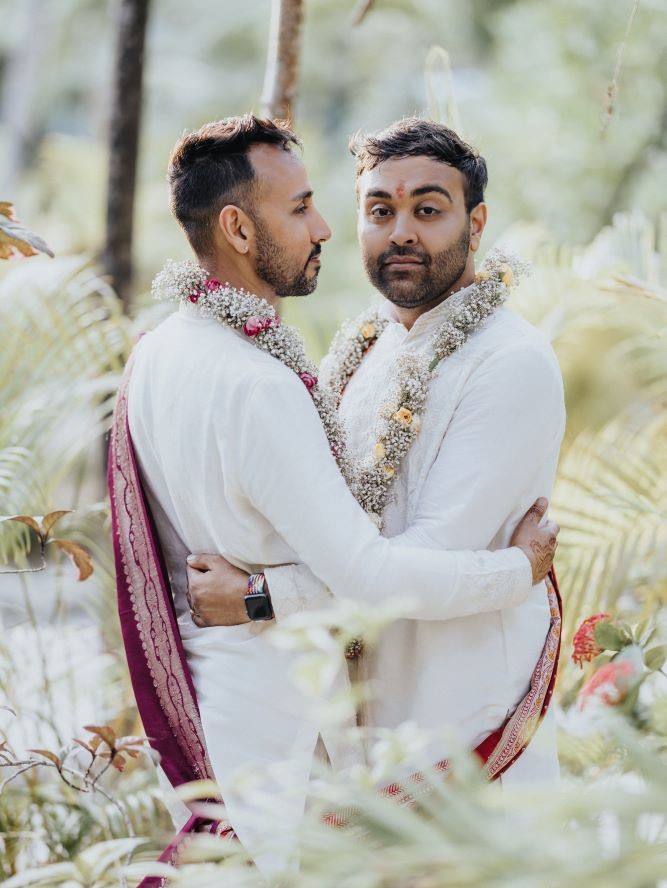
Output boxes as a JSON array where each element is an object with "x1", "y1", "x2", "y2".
[
  {"x1": 363, "y1": 185, "x2": 453, "y2": 203},
  {"x1": 410, "y1": 184, "x2": 453, "y2": 203},
  {"x1": 291, "y1": 189, "x2": 313, "y2": 202},
  {"x1": 364, "y1": 189, "x2": 393, "y2": 200}
]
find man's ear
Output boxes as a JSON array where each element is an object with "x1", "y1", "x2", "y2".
[
  {"x1": 218, "y1": 205, "x2": 253, "y2": 255},
  {"x1": 469, "y1": 202, "x2": 487, "y2": 253}
]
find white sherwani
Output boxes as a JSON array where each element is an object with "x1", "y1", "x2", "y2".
[
  {"x1": 268, "y1": 285, "x2": 566, "y2": 783},
  {"x1": 127, "y1": 300, "x2": 534, "y2": 871}
]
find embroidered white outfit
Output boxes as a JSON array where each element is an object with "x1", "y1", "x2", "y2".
[
  {"x1": 126, "y1": 302, "x2": 534, "y2": 872},
  {"x1": 267, "y1": 286, "x2": 566, "y2": 783}
]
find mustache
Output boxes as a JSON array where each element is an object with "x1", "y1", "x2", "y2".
[
  {"x1": 378, "y1": 246, "x2": 429, "y2": 266},
  {"x1": 305, "y1": 244, "x2": 322, "y2": 269}
]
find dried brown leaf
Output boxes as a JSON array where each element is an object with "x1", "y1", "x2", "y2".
[
  {"x1": 52, "y1": 539, "x2": 94, "y2": 581},
  {"x1": 28, "y1": 748, "x2": 61, "y2": 768},
  {"x1": 119, "y1": 747, "x2": 141, "y2": 759},
  {"x1": 0, "y1": 204, "x2": 54, "y2": 259},
  {"x1": 1, "y1": 515, "x2": 43, "y2": 538},
  {"x1": 41, "y1": 510, "x2": 73, "y2": 539},
  {"x1": 84, "y1": 724, "x2": 116, "y2": 748},
  {"x1": 116, "y1": 736, "x2": 147, "y2": 747}
]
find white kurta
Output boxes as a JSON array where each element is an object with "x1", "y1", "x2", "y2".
[
  {"x1": 267, "y1": 286, "x2": 566, "y2": 783},
  {"x1": 126, "y1": 302, "x2": 534, "y2": 871}
]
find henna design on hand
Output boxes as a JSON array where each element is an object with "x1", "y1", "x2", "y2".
[{"x1": 529, "y1": 535, "x2": 557, "y2": 584}]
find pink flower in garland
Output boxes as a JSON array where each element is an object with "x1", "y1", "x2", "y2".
[
  {"x1": 299, "y1": 371, "x2": 318, "y2": 391},
  {"x1": 205, "y1": 278, "x2": 221, "y2": 291},
  {"x1": 578, "y1": 659, "x2": 638, "y2": 710},
  {"x1": 572, "y1": 613, "x2": 612, "y2": 667},
  {"x1": 188, "y1": 290, "x2": 204, "y2": 304},
  {"x1": 243, "y1": 316, "x2": 269, "y2": 337}
]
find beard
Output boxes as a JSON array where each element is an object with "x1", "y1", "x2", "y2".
[
  {"x1": 253, "y1": 218, "x2": 320, "y2": 298},
  {"x1": 363, "y1": 221, "x2": 471, "y2": 309}
]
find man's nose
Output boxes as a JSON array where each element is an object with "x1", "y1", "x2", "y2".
[
  {"x1": 389, "y1": 216, "x2": 417, "y2": 246},
  {"x1": 312, "y1": 208, "x2": 332, "y2": 244}
]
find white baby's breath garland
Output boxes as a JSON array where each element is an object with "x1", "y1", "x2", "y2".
[
  {"x1": 151, "y1": 261, "x2": 350, "y2": 476},
  {"x1": 321, "y1": 248, "x2": 528, "y2": 528}
]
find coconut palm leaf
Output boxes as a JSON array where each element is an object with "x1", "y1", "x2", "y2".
[{"x1": 0, "y1": 258, "x2": 132, "y2": 565}]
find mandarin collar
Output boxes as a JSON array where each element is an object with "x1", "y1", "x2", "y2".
[{"x1": 377, "y1": 280, "x2": 477, "y2": 342}]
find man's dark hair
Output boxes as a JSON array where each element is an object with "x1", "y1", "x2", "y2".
[
  {"x1": 168, "y1": 114, "x2": 300, "y2": 257},
  {"x1": 350, "y1": 117, "x2": 487, "y2": 213}
]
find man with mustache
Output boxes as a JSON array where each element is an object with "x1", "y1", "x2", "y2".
[
  {"x1": 187, "y1": 117, "x2": 565, "y2": 790},
  {"x1": 109, "y1": 115, "x2": 560, "y2": 875}
]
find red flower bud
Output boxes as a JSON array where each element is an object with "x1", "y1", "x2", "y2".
[
  {"x1": 243, "y1": 316, "x2": 265, "y2": 337},
  {"x1": 299, "y1": 371, "x2": 318, "y2": 391}
]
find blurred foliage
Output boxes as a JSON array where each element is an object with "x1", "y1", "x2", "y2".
[
  {"x1": 1, "y1": 0, "x2": 667, "y2": 881},
  {"x1": 0, "y1": 257, "x2": 132, "y2": 563}
]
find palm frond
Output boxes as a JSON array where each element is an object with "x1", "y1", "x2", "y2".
[
  {"x1": 554, "y1": 413, "x2": 667, "y2": 644},
  {"x1": 0, "y1": 257, "x2": 132, "y2": 566}
]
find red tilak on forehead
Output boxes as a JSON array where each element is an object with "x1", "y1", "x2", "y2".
[{"x1": 396, "y1": 183, "x2": 406, "y2": 197}]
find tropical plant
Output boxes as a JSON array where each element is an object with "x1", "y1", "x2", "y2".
[{"x1": 507, "y1": 213, "x2": 667, "y2": 655}]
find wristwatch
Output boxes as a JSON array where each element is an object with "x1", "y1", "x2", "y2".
[{"x1": 244, "y1": 572, "x2": 274, "y2": 621}]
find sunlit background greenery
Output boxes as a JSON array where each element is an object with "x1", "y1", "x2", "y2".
[{"x1": 1, "y1": 0, "x2": 666, "y2": 883}]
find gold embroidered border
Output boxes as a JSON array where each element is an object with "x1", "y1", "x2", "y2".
[{"x1": 483, "y1": 574, "x2": 561, "y2": 778}]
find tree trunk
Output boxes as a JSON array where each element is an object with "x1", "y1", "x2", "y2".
[
  {"x1": 260, "y1": 0, "x2": 305, "y2": 121},
  {"x1": 103, "y1": 0, "x2": 151, "y2": 313}
]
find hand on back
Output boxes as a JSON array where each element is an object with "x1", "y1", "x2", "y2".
[{"x1": 510, "y1": 497, "x2": 559, "y2": 584}]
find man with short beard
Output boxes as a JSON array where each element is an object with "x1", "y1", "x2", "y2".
[{"x1": 187, "y1": 118, "x2": 566, "y2": 787}]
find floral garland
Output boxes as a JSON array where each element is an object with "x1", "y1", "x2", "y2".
[
  {"x1": 152, "y1": 250, "x2": 527, "y2": 658},
  {"x1": 321, "y1": 248, "x2": 527, "y2": 528},
  {"x1": 323, "y1": 308, "x2": 391, "y2": 404},
  {"x1": 151, "y1": 260, "x2": 351, "y2": 478}
]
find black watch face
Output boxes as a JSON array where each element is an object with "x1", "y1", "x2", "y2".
[{"x1": 246, "y1": 594, "x2": 274, "y2": 621}]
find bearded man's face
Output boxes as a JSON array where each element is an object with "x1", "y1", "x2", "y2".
[
  {"x1": 357, "y1": 155, "x2": 478, "y2": 310},
  {"x1": 247, "y1": 144, "x2": 331, "y2": 297}
]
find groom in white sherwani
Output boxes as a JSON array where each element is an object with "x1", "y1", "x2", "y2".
[{"x1": 188, "y1": 118, "x2": 565, "y2": 786}]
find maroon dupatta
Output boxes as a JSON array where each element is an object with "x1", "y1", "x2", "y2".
[{"x1": 108, "y1": 358, "x2": 234, "y2": 886}]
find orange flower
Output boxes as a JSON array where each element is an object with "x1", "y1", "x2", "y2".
[
  {"x1": 360, "y1": 322, "x2": 377, "y2": 340},
  {"x1": 572, "y1": 613, "x2": 611, "y2": 667}
]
